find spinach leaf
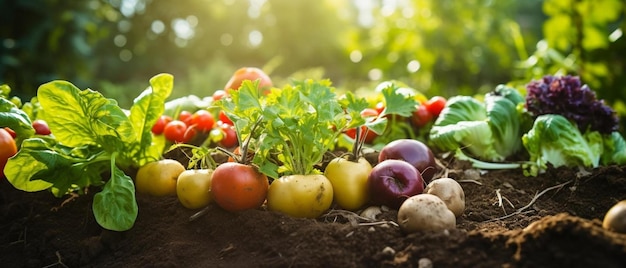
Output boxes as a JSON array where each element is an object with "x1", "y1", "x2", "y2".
[{"x1": 93, "y1": 163, "x2": 138, "y2": 231}]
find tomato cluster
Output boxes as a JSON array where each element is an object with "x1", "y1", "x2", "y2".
[
  {"x1": 344, "y1": 95, "x2": 447, "y2": 145},
  {"x1": 412, "y1": 96, "x2": 446, "y2": 128},
  {"x1": 152, "y1": 109, "x2": 238, "y2": 148},
  {"x1": 344, "y1": 108, "x2": 380, "y2": 144}
]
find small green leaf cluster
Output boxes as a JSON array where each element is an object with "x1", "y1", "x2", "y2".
[{"x1": 218, "y1": 79, "x2": 419, "y2": 179}]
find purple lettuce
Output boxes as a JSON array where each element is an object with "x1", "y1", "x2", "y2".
[{"x1": 525, "y1": 75, "x2": 618, "y2": 134}]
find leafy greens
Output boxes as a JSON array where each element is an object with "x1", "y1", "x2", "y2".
[
  {"x1": 429, "y1": 85, "x2": 526, "y2": 162},
  {"x1": 5, "y1": 74, "x2": 172, "y2": 231}
]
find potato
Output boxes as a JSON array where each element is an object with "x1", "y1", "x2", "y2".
[
  {"x1": 602, "y1": 200, "x2": 626, "y2": 234},
  {"x1": 135, "y1": 159, "x2": 185, "y2": 197},
  {"x1": 397, "y1": 194, "x2": 456, "y2": 233},
  {"x1": 424, "y1": 177, "x2": 465, "y2": 217},
  {"x1": 177, "y1": 169, "x2": 214, "y2": 209}
]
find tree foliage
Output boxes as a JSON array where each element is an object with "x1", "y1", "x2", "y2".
[{"x1": 0, "y1": 0, "x2": 624, "y2": 130}]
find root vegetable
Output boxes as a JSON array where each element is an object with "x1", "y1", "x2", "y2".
[
  {"x1": 424, "y1": 178, "x2": 465, "y2": 217},
  {"x1": 602, "y1": 200, "x2": 626, "y2": 234},
  {"x1": 177, "y1": 169, "x2": 214, "y2": 209},
  {"x1": 397, "y1": 194, "x2": 456, "y2": 233},
  {"x1": 135, "y1": 159, "x2": 185, "y2": 197}
]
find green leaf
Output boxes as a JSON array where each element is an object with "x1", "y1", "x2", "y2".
[
  {"x1": 5, "y1": 138, "x2": 107, "y2": 196},
  {"x1": 128, "y1": 73, "x2": 173, "y2": 166},
  {"x1": 37, "y1": 81, "x2": 134, "y2": 149},
  {"x1": 5, "y1": 138, "x2": 55, "y2": 192},
  {"x1": 379, "y1": 84, "x2": 419, "y2": 117},
  {"x1": 0, "y1": 97, "x2": 35, "y2": 145},
  {"x1": 485, "y1": 94, "x2": 522, "y2": 158},
  {"x1": 339, "y1": 91, "x2": 368, "y2": 129},
  {"x1": 93, "y1": 166, "x2": 138, "y2": 231},
  {"x1": 433, "y1": 96, "x2": 487, "y2": 126},
  {"x1": 219, "y1": 80, "x2": 265, "y2": 144}
]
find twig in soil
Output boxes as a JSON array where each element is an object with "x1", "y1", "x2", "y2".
[
  {"x1": 492, "y1": 189, "x2": 515, "y2": 215},
  {"x1": 484, "y1": 180, "x2": 573, "y2": 222},
  {"x1": 494, "y1": 189, "x2": 507, "y2": 215},
  {"x1": 188, "y1": 205, "x2": 212, "y2": 222},
  {"x1": 50, "y1": 192, "x2": 80, "y2": 212},
  {"x1": 458, "y1": 179, "x2": 483, "y2": 185},
  {"x1": 41, "y1": 251, "x2": 69, "y2": 268},
  {"x1": 321, "y1": 209, "x2": 398, "y2": 228}
]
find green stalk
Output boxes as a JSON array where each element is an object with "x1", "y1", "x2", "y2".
[{"x1": 455, "y1": 149, "x2": 523, "y2": 170}]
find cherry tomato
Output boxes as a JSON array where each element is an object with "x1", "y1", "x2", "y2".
[
  {"x1": 424, "y1": 96, "x2": 447, "y2": 117},
  {"x1": 152, "y1": 115, "x2": 173, "y2": 135},
  {"x1": 224, "y1": 67, "x2": 273, "y2": 91},
  {"x1": 211, "y1": 162, "x2": 269, "y2": 212},
  {"x1": 0, "y1": 128, "x2": 18, "y2": 179},
  {"x1": 32, "y1": 120, "x2": 51, "y2": 135},
  {"x1": 411, "y1": 105, "x2": 433, "y2": 128},
  {"x1": 190, "y1": 110, "x2": 215, "y2": 132},
  {"x1": 345, "y1": 108, "x2": 379, "y2": 144},
  {"x1": 212, "y1": 89, "x2": 228, "y2": 101},
  {"x1": 163, "y1": 120, "x2": 189, "y2": 143},
  {"x1": 360, "y1": 108, "x2": 379, "y2": 118},
  {"x1": 178, "y1": 111, "x2": 193, "y2": 126},
  {"x1": 3, "y1": 127, "x2": 16, "y2": 139},
  {"x1": 183, "y1": 126, "x2": 198, "y2": 143},
  {"x1": 227, "y1": 146, "x2": 255, "y2": 163},
  {"x1": 375, "y1": 102, "x2": 385, "y2": 115},
  {"x1": 219, "y1": 123, "x2": 238, "y2": 148},
  {"x1": 219, "y1": 110, "x2": 233, "y2": 126}
]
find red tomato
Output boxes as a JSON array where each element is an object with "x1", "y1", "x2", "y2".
[
  {"x1": 0, "y1": 128, "x2": 18, "y2": 179},
  {"x1": 152, "y1": 115, "x2": 173, "y2": 135},
  {"x1": 183, "y1": 126, "x2": 198, "y2": 143},
  {"x1": 190, "y1": 110, "x2": 215, "y2": 132},
  {"x1": 163, "y1": 120, "x2": 190, "y2": 143},
  {"x1": 219, "y1": 110, "x2": 233, "y2": 126},
  {"x1": 375, "y1": 102, "x2": 385, "y2": 115},
  {"x1": 3, "y1": 127, "x2": 16, "y2": 139},
  {"x1": 178, "y1": 111, "x2": 193, "y2": 126},
  {"x1": 210, "y1": 162, "x2": 269, "y2": 212},
  {"x1": 32, "y1": 120, "x2": 51, "y2": 135},
  {"x1": 219, "y1": 124, "x2": 238, "y2": 148},
  {"x1": 345, "y1": 108, "x2": 379, "y2": 144},
  {"x1": 425, "y1": 96, "x2": 447, "y2": 117},
  {"x1": 224, "y1": 67, "x2": 272, "y2": 91},
  {"x1": 212, "y1": 89, "x2": 228, "y2": 101},
  {"x1": 360, "y1": 108, "x2": 379, "y2": 118},
  {"x1": 227, "y1": 146, "x2": 253, "y2": 162},
  {"x1": 411, "y1": 105, "x2": 433, "y2": 128}
]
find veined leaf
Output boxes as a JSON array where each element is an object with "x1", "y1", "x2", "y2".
[
  {"x1": 93, "y1": 166, "x2": 138, "y2": 231},
  {"x1": 37, "y1": 81, "x2": 134, "y2": 150},
  {"x1": 128, "y1": 73, "x2": 173, "y2": 165}
]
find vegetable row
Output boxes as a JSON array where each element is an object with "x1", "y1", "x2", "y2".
[{"x1": 2, "y1": 68, "x2": 625, "y2": 234}]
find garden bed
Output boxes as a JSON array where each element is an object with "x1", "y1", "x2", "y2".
[{"x1": 2, "y1": 155, "x2": 626, "y2": 268}]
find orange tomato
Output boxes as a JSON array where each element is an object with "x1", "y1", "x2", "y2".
[
  {"x1": 224, "y1": 67, "x2": 273, "y2": 92},
  {"x1": 0, "y1": 128, "x2": 18, "y2": 179},
  {"x1": 210, "y1": 162, "x2": 269, "y2": 212}
]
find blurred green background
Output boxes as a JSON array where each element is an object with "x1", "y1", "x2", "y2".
[{"x1": 1, "y1": 0, "x2": 625, "y2": 126}]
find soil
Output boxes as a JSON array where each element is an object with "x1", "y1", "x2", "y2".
[{"x1": 2, "y1": 152, "x2": 626, "y2": 268}]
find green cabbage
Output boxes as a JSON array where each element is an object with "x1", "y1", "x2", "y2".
[
  {"x1": 429, "y1": 86, "x2": 525, "y2": 162},
  {"x1": 522, "y1": 114, "x2": 604, "y2": 176}
]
